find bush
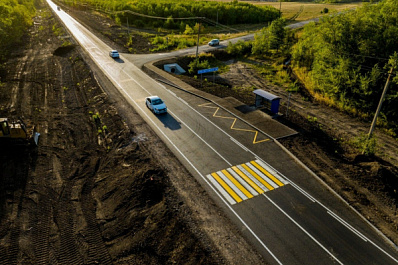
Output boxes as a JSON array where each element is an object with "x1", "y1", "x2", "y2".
[{"x1": 188, "y1": 59, "x2": 211, "y2": 74}]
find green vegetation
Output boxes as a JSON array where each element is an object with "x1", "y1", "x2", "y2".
[
  {"x1": 0, "y1": 0, "x2": 37, "y2": 59},
  {"x1": 352, "y1": 134, "x2": 378, "y2": 156},
  {"x1": 60, "y1": 0, "x2": 280, "y2": 28},
  {"x1": 187, "y1": 53, "x2": 228, "y2": 75},
  {"x1": 291, "y1": 0, "x2": 398, "y2": 135}
]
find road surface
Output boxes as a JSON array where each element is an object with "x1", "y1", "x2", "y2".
[{"x1": 48, "y1": 1, "x2": 398, "y2": 264}]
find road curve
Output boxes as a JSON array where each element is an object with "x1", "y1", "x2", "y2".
[{"x1": 47, "y1": 1, "x2": 398, "y2": 264}]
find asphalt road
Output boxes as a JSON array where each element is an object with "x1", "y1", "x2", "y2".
[{"x1": 47, "y1": 1, "x2": 398, "y2": 264}]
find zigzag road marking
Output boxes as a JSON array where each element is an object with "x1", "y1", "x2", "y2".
[
  {"x1": 207, "y1": 161, "x2": 288, "y2": 204},
  {"x1": 199, "y1": 103, "x2": 269, "y2": 144}
]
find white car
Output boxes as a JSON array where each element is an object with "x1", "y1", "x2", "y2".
[
  {"x1": 208, "y1": 39, "x2": 220, "y2": 46},
  {"x1": 146, "y1": 96, "x2": 167, "y2": 114},
  {"x1": 109, "y1": 50, "x2": 119, "y2": 58}
]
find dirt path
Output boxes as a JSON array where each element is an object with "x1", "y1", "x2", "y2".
[{"x1": 0, "y1": 3, "x2": 267, "y2": 264}]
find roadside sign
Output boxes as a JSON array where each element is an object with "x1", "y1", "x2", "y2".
[{"x1": 198, "y1": 67, "x2": 218, "y2": 74}]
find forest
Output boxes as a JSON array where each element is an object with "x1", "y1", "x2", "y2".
[
  {"x1": 226, "y1": 0, "x2": 397, "y2": 136},
  {"x1": 0, "y1": 0, "x2": 37, "y2": 59},
  {"x1": 59, "y1": 0, "x2": 281, "y2": 28},
  {"x1": 291, "y1": 0, "x2": 398, "y2": 135}
]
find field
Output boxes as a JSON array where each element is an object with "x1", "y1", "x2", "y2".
[{"x1": 210, "y1": 1, "x2": 363, "y2": 21}]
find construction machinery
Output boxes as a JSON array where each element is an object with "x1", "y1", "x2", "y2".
[{"x1": 0, "y1": 118, "x2": 40, "y2": 146}]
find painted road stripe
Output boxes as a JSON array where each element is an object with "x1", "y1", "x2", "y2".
[
  {"x1": 227, "y1": 168, "x2": 259, "y2": 196},
  {"x1": 208, "y1": 161, "x2": 287, "y2": 204},
  {"x1": 212, "y1": 172, "x2": 242, "y2": 203},
  {"x1": 237, "y1": 165, "x2": 270, "y2": 192},
  {"x1": 251, "y1": 161, "x2": 284, "y2": 187},
  {"x1": 217, "y1": 171, "x2": 249, "y2": 201},
  {"x1": 255, "y1": 160, "x2": 288, "y2": 185},
  {"x1": 241, "y1": 164, "x2": 275, "y2": 191},
  {"x1": 230, "y1": 166, "x2": 263, "y2": 195},
  {"x1": 222, "y1": 169, "x2": 254, "y2": 199},
  {"x1": 207, "y1": 174, "x2": 236, "y2": 205},
  {"x1": 246, "y1": 163, "x2": 279, "y2": 189}
]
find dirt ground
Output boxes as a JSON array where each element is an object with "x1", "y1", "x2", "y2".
[
  {"x1": 61, "y1": 0, "x2": 398, "y2": 251},
  {"x1": 1, "y1": 1, "x2": 397, "y2": 265},
  {"x1": 0, "y1": 2, "x2": 267, "y2": 265},
  {"x1": 162, "y1": 54, "x2": 398, "y2": 245}
]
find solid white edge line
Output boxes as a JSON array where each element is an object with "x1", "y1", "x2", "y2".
[
  {"x1": 264, "y1": 194, "x2": 344, "y2": 265},
  {"x1": 327, "y1": 211, "x2": 368, "y2": 242},
  {"x1": 49, "y1": 4, "x2": 283, "y2": 262},
  {"x1": 50, "y1": 2, "x2": 398, "y2": 263}
]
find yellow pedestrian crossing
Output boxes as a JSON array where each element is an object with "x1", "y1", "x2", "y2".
[{"x1": 207, "y1": 160, "x2": 288, "y2": 205}]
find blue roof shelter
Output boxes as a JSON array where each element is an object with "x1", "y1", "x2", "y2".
[{"x1": 253, "y1": 89, "x2": 281, "y2": 115}]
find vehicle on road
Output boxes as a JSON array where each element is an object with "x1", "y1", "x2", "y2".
[
  {"x1": 208, "y1": 39, "x2": 220, "y2": 46},
  {"x1": 57, "y1": 6, "x2": 61, "y2": 11},
  {"x1": 146, "y1": 96, "x2": 167, "y2": 114},
  {"x1": 109, "y1": 50, "x2": 120, "y2": 59}
]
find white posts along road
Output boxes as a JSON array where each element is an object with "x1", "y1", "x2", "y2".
[{"x1": 47, "y1": 1, "x2": 398, "y2": 264}]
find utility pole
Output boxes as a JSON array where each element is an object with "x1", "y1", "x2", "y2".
[
  {"x1": 195, "y1": 22, "x2": 201, "y2": 64},
  {"x1": 367, "y1": 63, "x2": 396, "y2": 139},
  {"x1": 126, "y1": 16, "x2": 130, "y2": 36}
]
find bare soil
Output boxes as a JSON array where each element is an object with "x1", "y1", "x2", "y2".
[
  {"x1": 165, "y1": 53, "x2": 398, "y2": 245},
  {"x1": 48, "y1": 0, "x2": 398, "y2": 250},
  {"x1": 1, "y1": 2, "x2": 397, "y2": 265},
  {"x1": 61, "y1": 0, "x2": 398, "y2": 251},
  {"x1": 0, "y1": 2, "x2": 265, "y2": 265}
]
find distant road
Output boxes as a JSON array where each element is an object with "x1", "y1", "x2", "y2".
[
  {"x1": 128, "y1": 17, "x2": 320, "y2": 68},
  {"x1": 48, "y1": 1, "x2": 398, "y2": 264}
]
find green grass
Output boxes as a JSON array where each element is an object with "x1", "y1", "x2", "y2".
[{"x1": 236, "y1": 1, "x2": 362, "y2": 22}]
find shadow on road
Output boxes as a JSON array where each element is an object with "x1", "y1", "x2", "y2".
[
  {"x1": 157, "y1": 113, "x2": 181, "y2": 130},
  {"x1": 114, "y1": 58, "x2": 125, "y2": 63}
]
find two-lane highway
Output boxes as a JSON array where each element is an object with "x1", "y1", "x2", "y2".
[{"x1": 47, "y1": 1, "x2": 398, "y2": 264}]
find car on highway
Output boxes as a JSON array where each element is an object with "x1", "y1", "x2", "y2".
[
  {"x1": 109, "y1": 50, "x2": 120, "y2": 59},
  {"x1": 145, "y1": 96, "x2": 167, "y2": 114},
  {"x1": 208, "y1": 39, "x2": 220, "y2": 46}
]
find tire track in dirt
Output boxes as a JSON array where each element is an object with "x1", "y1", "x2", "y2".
[
  {"x1": 80, "y1": 159, "x2": 113, "y2": 265},
  {"x1": 55, "y1": 178, "x2": 85, "y2": 265}
]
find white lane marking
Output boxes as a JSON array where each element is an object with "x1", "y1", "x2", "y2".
[
  {"x1": 119, "y1": 79, "x2": 133, "y2": 83},
  {"x1": 227, "y1": 168, "x2": 259, "y2": 196},
  {"x1": 230, "y1": 137, "x2": 249, "y2": 152},
  {"x1": 327, "y1": 211, "x2": 368, "y2": 242},
  {"x1": 246, "y1": 162, "x2": 279, "y2": 189},
  {"x1": 237, "y1": 165, "x2": 269, "y2": 192},
  {"x1": 49, "y1": 7, "x2": 285, "y2": 263},
  {"x1": 217, "y1": 170, "x2": 247, "y2": 201},
  {"x1": 51, "y1": 2, "x2": 398, "y2": 263},
  {"x1": 206, "y1": 174, "x2": 236, "y2": 205},
  {"x1": 264, "y1": 194, "x2": 344, "y2": 265}
]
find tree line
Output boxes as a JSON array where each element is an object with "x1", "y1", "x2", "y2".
[
  {"x1": 60, "y1": 0, "x2": 280, "y2": 28},
  {"x1": 227, "y1": 0, "x2": 397, "y2": 136},
  {"x1": 291, "y1": 0, "x2": 398, "y2": 135},
  {"x1": 0, "y1": 0, "x2": 37, "y2": 59}
]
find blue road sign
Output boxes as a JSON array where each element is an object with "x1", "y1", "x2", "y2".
[{"x1": 198, "y1": 67, "x2": 219, "y2": 74}]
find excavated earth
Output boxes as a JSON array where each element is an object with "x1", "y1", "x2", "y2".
[
  {"x1": 0, "y1": 2, "x2": 266, "y2": 265},
  {"x1": 1, "y1": 1, "x2": 398, "y2": 265}
]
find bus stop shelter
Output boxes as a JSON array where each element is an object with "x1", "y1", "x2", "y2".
[{"x1": 253, "y1": 89, "x2": 281, "y2": 115}]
